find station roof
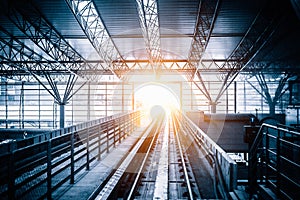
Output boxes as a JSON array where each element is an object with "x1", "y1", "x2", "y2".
[{"x1": 0, "y1": 0, "x2": 300, "y2": 81}]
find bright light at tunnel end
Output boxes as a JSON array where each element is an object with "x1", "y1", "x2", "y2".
[{"x1": 135, "y1": 83, "x2": 180, "y2": 120}]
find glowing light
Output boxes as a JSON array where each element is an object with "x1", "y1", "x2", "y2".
[{"x1": 135, "y1": 83, "x2": 180, "y2": 119}]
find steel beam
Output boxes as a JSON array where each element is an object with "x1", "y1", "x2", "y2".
[
  {"x1": 7, "y1": 0, "x2": 104, "y2": 82},
  {"x1": 135, "y1": 0, "x2": 162, "y2": 75},
  {"x1": 214, "y1": 2, "x2": 283, "y2": 102},
  {"x1": 187, "y1": 0, "x2": 220, "y2": 72},
  {"x1": 186, "y1": 0, "x2": 220, "y2": 104},
  {"x1": 65, "y1": 0, "x2": 129, "y2": 78}
]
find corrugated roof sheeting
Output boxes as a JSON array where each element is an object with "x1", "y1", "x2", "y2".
[
  {"x1": 33, "y1": 0, "x2": 86, "y2": 37},
  {"x1": 94, "y1": 0, "x2": 142, "y2": 36},
  {"x1": 0, "y1": 0, "x2": 300, "y2": 76},
  {"x1": 158, "y1": 0, "x2": 199, "y2": 35}
]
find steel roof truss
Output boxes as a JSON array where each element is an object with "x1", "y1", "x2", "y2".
[
  {"x1": 65, "y1": 0, "x2": 128, "y2": 78},
  {"x1": 135, "y1": 0, "x2": 162, "y2": 72},
  {"x1": 187, "y1": 0, "x2": 220, "y2": 72}
]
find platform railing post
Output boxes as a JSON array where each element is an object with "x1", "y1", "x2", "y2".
[
  {"x1": 70, "y1": 132, "x2": 75, "y2": 184},
  {"x1": 98, "y1": 124, "x2": 101, "y2": 160},
  {"x1": 106, "y1": 124, "x2": 109, "y2": 153},
  {"x1": 265, "y1": 128, "x2": 270, "y2": 186},
  {"x1": 125, "y1": 116, "x2": 128, "y2": 138},
  {"x1": 131, "y1": 114, "x2": 134, "y2": 133},
  {"x1": 276, "y1": 129, "x2": 281, "y2": 196},
  {"x1": 86, "y1": 127, "x2": 90, "y2": 171},
  {"x1": 113, "y1": 120, "x2": 116, "y2": 148},
  {"x1": 119, "y1": 118, "x2": 122, "y2": 143},
  {"x1": 47, "y1": 140, "x2": 52, "y2": 200}
]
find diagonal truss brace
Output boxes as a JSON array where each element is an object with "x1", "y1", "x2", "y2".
[
  {"x1": 8, "y1": 0, "x2": 104, "y2": 82},
  {"x1": 135, "y1": 0, "x2": 162, "y2": 73},
  {"x1": 187, "y1": 0, "x2": 220, "y2": 71},
  {"x1": 214, "y1": 3, "x2": 284, "y2": 102},
  {"x1": 0, "y1": 27, "x2": 85, "y2": 104},
  {"x1": 65, "y1": 0, "x2": 129, "y2": 78},
  {"x1": 187, "y1": 0, "x2": 220, "y2": 102}
]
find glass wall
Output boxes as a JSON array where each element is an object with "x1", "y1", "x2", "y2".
[{"x1": 0, "y1": 75, "x2": 290, "y2": 129}]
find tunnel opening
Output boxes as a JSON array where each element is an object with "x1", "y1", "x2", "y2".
[{"x1": 134, "y1": 83, "x2": 180, "y2": 122}]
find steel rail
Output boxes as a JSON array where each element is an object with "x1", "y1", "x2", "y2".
[
  {"x1": 152, "y1": 116, "x2": 169, "y2": 199},
  {"x1": 126, "y1": 116, "x2": 165, "y2": 199},
  {"x1": 91, "y1": 116, "x2": 164, "y2": 200},
  {"x1": 171, "y1": 115, "x2": 195, "y2": 200}
]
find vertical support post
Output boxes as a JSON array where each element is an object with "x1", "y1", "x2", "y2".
[
  {"x1": 47, "y1": 140, "x2": 52, "y2": 200},
  {"x1": 60, "y1": 103, "x2": 65, "y2": 129},
  {"x1": 20, "y1": 81, "x2": 24, "y2": 129},
  {"x1": 119, "y1": 118, "x2": 122, "y2": 143},
  {"x1": 105, "y1": 82, "x2": 108, "y2": 117},
  {"x1": 113, "y1": 120, "x2": 116, "y2": 148},
  {"x1": 5, "y1": 81, "x2": 8, "y2": 129},
  {"x1": 70, "y1": 131, "x2": 75, "y2": 184},
  {"x1": 179, "y1": 82, "x2": 182, "y2": 111},
  {"x1": 118, "y1": 117, "x2": 122, "y2": 144},
  {"x1": 122, "y1": 82, "x2": 124, "y2": 113},
  {"x1": 71, "y1": 95, "x2": 74, "y2": 125},
  {"x1": 243, "y1": 81, "x2": 246, "y2": 112},
  {"x1": 98, "y1": 124, "x2": 101, "y2": 160},
  {"x1": 226, "y1": 83, "x2": 229, "y2": 113},
  {"x1": 38, "y1": 84, "x2": 41, "y2": 129},
  {"x1": 86, "y1": 127, "x2": 90, "y2": 170},
  {"x1": 234, "y1": 81, "x2": 237, "y2": 113},
  {"x1": 132, "y1": 83, "x2": 135, "y2": 111},
  {"x1": 131, "y1": 113, "x2": 134, "y2": 133},
  {"x1": 106, "y1": 124, "x2": 109, "y2": 153},
  {"x1": 87, "y1": 82, "x2": 90, "y2": 121},
  {"x1": 190, "y1": 81, "x2": 193, "y2": 110},
  {"x1": 265, "y1": 129, "x2": 270, "y2": 186},
  {"x1": 276, "y1": 129, "x2": 281, "y2": 196},
  {"x1": 124, "y1": 116, "x2": 128, "y2": 138},
  {"x1": 210, "y1": 102, "x2": 217, "y2": 113}
]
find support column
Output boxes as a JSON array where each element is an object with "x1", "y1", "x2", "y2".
[
  {"x1": 209, "y1": 101, "x2": 217, "y2": 113},
  {"x1": 234, "y1": 81, "x2": 237, "y2": 113},
  {"x1": 5, "y1": 81, "x2": 8, "y2": 129},
  {"x1": 60, "y1": 103, "x2": 65, "y2": 128},
  {"x1": 132, "y1": 83, "x2": 135, "y2": 111}
]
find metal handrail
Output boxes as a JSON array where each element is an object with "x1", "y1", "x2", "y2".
[
  {"x1": 174, "y1": 111, "x2": 237, "y2": 199},
  {"x1": 0, "y1": 111, "x2": 141, "y2": 199},
  {"x1": 0, "y1": 111, "x2": 135, "y2": 153},
  {"x1": 249, "y1": 123, "x2": 300, "y2": 199}
]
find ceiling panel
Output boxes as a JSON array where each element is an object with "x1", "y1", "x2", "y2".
[
  {"x1": 204, "y1": 36, "x2": 242, "y2": 60},
  {"x1": 158, "y1": 0, "x2": 199, "y2": 35}
]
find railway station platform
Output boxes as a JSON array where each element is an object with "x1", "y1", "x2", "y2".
[
  {"x1": 52, "y1": 127, "x2": 145, "y2": 200},
  {"x1": 0, "y1": 111, "x2": 299, "y2": 200}
]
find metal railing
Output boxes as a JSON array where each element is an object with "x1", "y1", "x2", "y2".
[
  {"x1": 0, "y1": 112, "x2": 134, "y2": 153},
  {"x1": 174, "y1": 111, "x2": 237, "y2": 199},
  {"x1": 249, "y1": 123, "x2": 300, "y2": 199},
  {"x1": 0, "y1": 111, "x2": 141, "y2": 199}
]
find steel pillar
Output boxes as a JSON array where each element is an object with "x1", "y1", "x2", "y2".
[{"x1": 60, "y1": 103, "x2": 65, "y2": 128}]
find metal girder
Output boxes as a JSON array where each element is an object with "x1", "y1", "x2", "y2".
[
  {"x1": 65, "y1": 0, "x2": 129, "y2": 78},
  {"x1": 186, "y1": 0, "x2": 220, "y2": 103},
  {"x1": 0, "y1": 27, "x2": 46, "y2": 81},
  {"x1": 0, "y1": 66, "x2": 35, "y2": 82},
  {"x1": 187, "y1": 0, "x2": 220, "y2": 73},
  {"x1": 0, "y1": 25, "x2": 85, "y2": 104},
  {"x1": 135, "y1": 0, "x2": 162, "y2": 74},
  {"x1": 7, "y1": 0, "x2": 104, "y2": 82},
  {"x1": 214, "y1": 2, "x2": 283, "y2": 102}
]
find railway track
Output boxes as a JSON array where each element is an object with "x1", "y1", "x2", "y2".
[{"x1": 90, "y1": 111, "x2": 218, "y2": 199}]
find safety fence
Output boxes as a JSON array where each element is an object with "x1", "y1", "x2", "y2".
[
  {"x1": 249, "y1": 123, "x2": 300, "y2": 199},
  {"x1": 0, "y1": 111, "x2": 141, "y2": 199},
  {"x1": 174, "y1": 111, "x2": 237, "y2": 199}
]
